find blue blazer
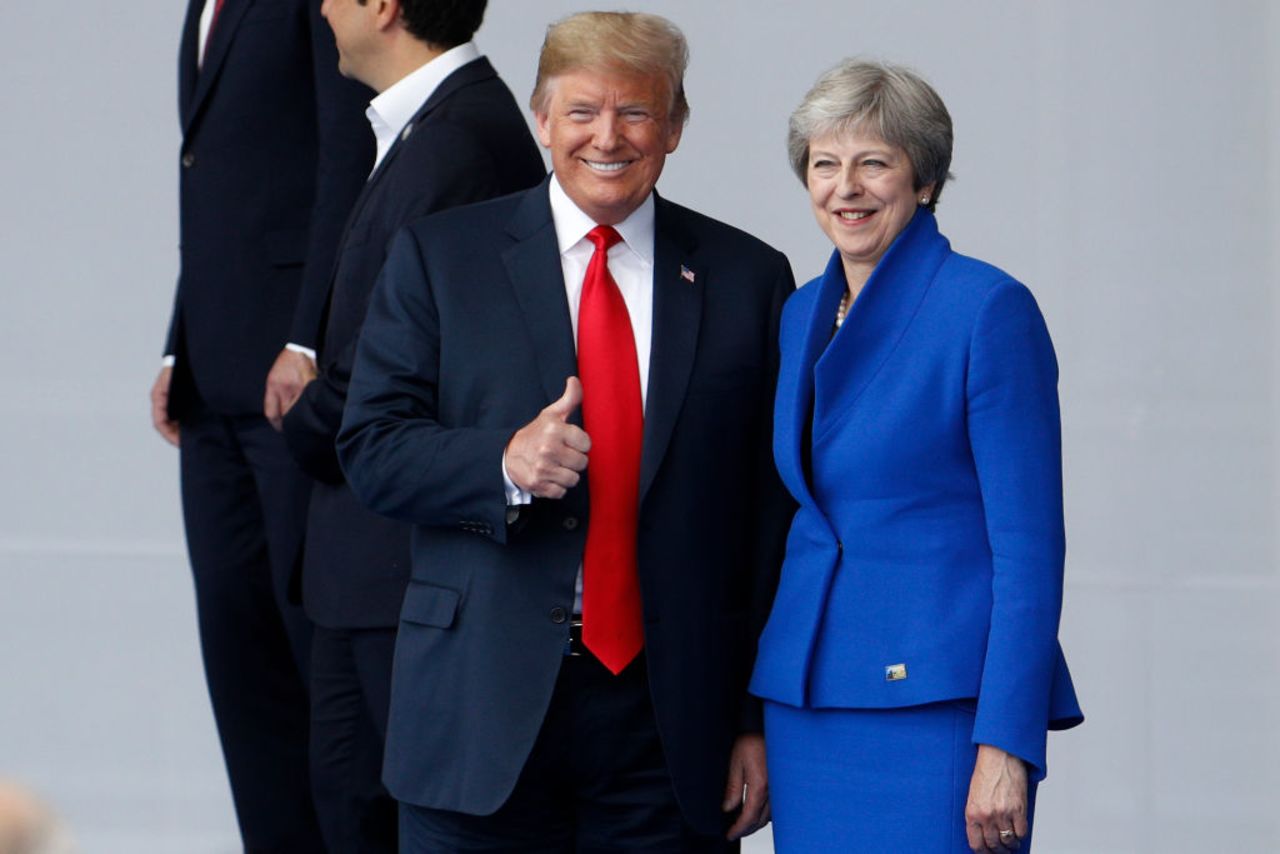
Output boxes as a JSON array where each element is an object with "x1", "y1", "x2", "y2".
[
  {"x1": 749, "y1": 210, "x2": 1082, "y2": 777},
  {"x1": 337, "y1": 181, "x2": 795, "y2": 833}
]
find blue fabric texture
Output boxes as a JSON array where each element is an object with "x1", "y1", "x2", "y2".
[
  {"x1": 765, "y1": 700, "x2": 1039, "y2": 852},
  {"x1": 750, "y1": 210, "x2": 1083, "y2": 779}
]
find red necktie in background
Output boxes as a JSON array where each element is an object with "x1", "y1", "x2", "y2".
[{"x1": 577, "y1": 225, "x2": 644, "y2": 675}]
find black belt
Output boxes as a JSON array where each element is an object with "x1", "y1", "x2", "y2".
[{"x1": 563, "y1": 619, "x2": 585, "y2": 657}]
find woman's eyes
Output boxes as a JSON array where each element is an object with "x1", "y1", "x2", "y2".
[{"x1": 811, "y1": 158, "x2": 888, "y2": 171}]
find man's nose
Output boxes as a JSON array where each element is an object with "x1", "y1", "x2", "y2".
[{"x1": 592, "y1": 114, "x2": 622, "y2": 150}]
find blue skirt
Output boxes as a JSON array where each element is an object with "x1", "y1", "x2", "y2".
[{"x1": 764, "y1": 701, "x2": 1037, "y2": 852}]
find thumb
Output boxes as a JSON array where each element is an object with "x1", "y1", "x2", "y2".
[{"x1": 545, "y1": 376, "x2": 582, "y2": 421}]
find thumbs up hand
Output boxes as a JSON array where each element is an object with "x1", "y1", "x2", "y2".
[
  {"x1": 544, "y1": 376, "x2": 583, "y2": 423},
  {"x1": 504, "y1": 377, "x2": 591, "y2": 499}
]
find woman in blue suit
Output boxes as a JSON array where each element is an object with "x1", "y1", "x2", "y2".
[{"x1": 750, "y1": 60, "x2": 1083, "y2": 852}]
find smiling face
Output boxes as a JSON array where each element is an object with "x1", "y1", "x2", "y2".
[
  {"x1": 535, "y1": 67, "x2": 684, "y2": 225},
  {"x1": 807, "y1": 130, "x2": 932, "y2": 288}
]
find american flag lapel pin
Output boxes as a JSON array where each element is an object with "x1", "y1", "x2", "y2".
[{"x1": 680, "y1": 265, "x2": 696, "y2": 284}]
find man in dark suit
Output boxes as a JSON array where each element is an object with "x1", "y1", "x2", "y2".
[
  {"x1": 148, "y1": 1, "x2": 373, "y2": 849},
  {"x1": 337, "y1": 11, "x2": 795, "y2": 851},
  {"x1": 279, "y1": 0, "x2": 544, "y2": 849}
]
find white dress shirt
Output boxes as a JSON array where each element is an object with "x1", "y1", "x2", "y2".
[
  {"x1": 197, "y1": 0, "x2": 217, "y2": 67},
  {"x1": 503, "y1": 175, "x2": 656, "y2": 505},
  {"x1": 502, "y1": 178, "x2": 657, "y2": 614},
  {"x1": 365, "y1": 41, "x2": 481, "y2": 171}
]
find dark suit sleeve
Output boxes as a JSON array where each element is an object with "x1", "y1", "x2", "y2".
[
  {"x1": 285, "y1": 2, "x2": 374, "y2": 350},
  {"x1": 283, "y1": 124, "x2": 517, "y2": 482},
  {"x1": 739, "y1": 254, "x2": 799, "y2": 733},
  {"x1": 281, "y1": 364, "x2": 348, "y2": 482},
  {"x1": 336, "y1": 228, "x2": 514, "y2": 541},
  {"x1": 163, "y1": 278, "x2": 181, "y2": 356}
]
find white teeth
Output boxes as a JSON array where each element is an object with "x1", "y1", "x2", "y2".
[
  {"x1": 585, "y1": 160, "x2": 629, "y2": 172},
  {"x1": 838, "y1": 211, "x2": 872, "y2": 221}
]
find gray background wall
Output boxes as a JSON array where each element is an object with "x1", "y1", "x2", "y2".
[{"x1": 1, "y1": 1, "x2": 1276, "y2": 851}]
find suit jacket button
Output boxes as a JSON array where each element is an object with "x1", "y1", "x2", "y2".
[
  {"x1": 181, "y1": 152, "x2": 196, "y2": 168},
  {"x1": 549, "y1": 607, "x2": 567, "y2": 624},
  {"x1": 562, "y1": 516, "x2": 579, "y2": 531}
]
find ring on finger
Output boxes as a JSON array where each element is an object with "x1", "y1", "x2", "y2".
[{"x1": 999, "y1": 828, "x2": 1016, "y2": 841}]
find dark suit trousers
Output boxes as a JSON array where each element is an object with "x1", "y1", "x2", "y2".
[
  {"x1": 310, "y1": 625, "x2": 398, "y2": 854},
  {"x1": 179, "y1": 408, "x2": 323, "y2": 852},
  {"x1": 399, "y1": 653, "x2": 733, "y2": 853}
]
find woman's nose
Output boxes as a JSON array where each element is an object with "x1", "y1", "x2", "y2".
[{"x1": 836, "y1": 166, "x2": 862, "y2": 197}]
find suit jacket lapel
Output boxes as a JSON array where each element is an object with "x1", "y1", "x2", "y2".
[
  {"x1": 811, "y1": 209, "x2": 950, "y2": 446},
  {"x1": 773, "y1": 255, "x2": 844, "y2": 511},
  {"x1": 501, "y1": 181, "x2": 579, "y2": 407},
  {"x1": 178, "y1": 0, "x2": 203, "y2": 121},
  {"x1": 364, "y1": 57, "x2": 497, "y2": 190},
  {"x1": 184, "y1": 0, "x2": 250, "y2": 136},
  {"x1": 329, "y1": 58, "x2": 503, "y2": 309},
  {"x1": 638, "y1": 197, "x2": 703, "y2": 504}
]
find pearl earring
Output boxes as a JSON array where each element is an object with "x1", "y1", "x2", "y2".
[{"x1": 920, "y1": 196, "x2": 929, "y2": 205}]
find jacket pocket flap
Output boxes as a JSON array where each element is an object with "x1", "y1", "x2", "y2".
[{"x1": 401, "y1": 582, "x2": 460, "y2": 628}]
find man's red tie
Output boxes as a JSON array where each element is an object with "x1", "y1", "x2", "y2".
[{"x1": 577, "y1": 225, "x2": 644, "y2": 675}]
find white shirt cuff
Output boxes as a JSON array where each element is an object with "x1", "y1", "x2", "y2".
[
  {"x1": 285, "y1": 342, "x2": 317, "y2": 361},
  {"x1": 161, "y1": 355, "x2": 176, "y2": 367},
  {"x1": 501, "y1": 450, "x2": 533, "y2": 506}
]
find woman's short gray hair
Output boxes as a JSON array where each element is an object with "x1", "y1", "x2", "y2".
[{"x1": 788, "y1": 59, "x2": 953, "y2": 210}]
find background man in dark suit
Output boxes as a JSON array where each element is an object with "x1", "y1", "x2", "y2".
[
  {"x1": 147, "y1": 1, "x2": 372, "y2": 849},
  {"x1": 279, "y1": 0, "x2": 544, "y2": 849},
  {"x1": 337, "y1": 11, "x2": 795, "y2": 851}
]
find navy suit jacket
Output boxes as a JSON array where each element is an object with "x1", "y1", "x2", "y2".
[
  {"x1": 166, "y1": 0, "x2": 373, "y2": 417},
  {"x1": 282, "y1": 57, "x2": 545, "y2": 628},
  {"x1": 337, "y1": 180, "x2": 796, "y2": 833},
  {"x1": 749, "y1": 210, "x2": 1082, "y2": 777}
]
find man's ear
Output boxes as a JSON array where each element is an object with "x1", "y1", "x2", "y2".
[
  {"x1": 664, "y1": 119, "x2": 684, "y2": 155},
  {"x1": 534, "y1": 111, "x2": 553, "y2": 149},
  {"x1": 376, "y1": 0, "x2": 400, "y2": 31}
]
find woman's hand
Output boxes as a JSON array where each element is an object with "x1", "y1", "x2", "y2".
[{"x1": 965, "y1": 743, "x2": 1028, "y2": 851}]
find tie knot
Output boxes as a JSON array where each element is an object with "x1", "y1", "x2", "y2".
[{"x1": 587, "y1": 225, "x2": 622, "y2": 253}]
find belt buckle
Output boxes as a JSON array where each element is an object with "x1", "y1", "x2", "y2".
[{"x1": 564, "y1": 619, "x2": 584, "y2": 657}]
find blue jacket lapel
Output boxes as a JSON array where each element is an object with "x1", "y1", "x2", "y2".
[
  {"x1": 501, "y1": 181, "x2": 579, "y2": 408},
  {"x1": 811, "y1": 209, "x2": 950, "y2": 446},
  {"x1": 772, "y1": 265, "x2": 840, "y2": 512},
  {"x1": 639, "y1": 198, "x2": 703, "y2": 504}
]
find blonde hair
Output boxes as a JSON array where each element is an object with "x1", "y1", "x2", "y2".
[{"x1": 530, "y1": 11, "x2": 690, "y2": 125}]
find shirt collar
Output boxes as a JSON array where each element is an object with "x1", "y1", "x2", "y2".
[
  {"x1": 365, "y1": 41, "x2": 482, "y2": 165},
  {"x1": 548, "y1": 174, "x2": 656, "y2": 266}
]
